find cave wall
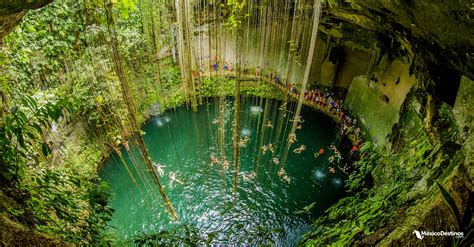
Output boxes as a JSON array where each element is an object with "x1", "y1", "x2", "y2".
[
  {"x1": 0, "y1": 0, "x2": 52, "y2": 44},
  {"x1": 453, "y1": 76, "x2": 474, "y2": 132},
  {"x1": 344, "y1": 59, "x2": 415, "y2": 145}
]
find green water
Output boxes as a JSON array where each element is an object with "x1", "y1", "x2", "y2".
[{"x1": 99, "y1": 97, "x2": 348, "y2": 245}]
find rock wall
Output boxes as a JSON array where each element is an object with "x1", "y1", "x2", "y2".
[
  {"x1": 0, "y1": 0, "x2": 52, "y2": 44},
  {"x1": 344, "y1": 59, "x2": 415, "y2": 145}
]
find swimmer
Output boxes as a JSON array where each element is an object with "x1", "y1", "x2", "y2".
[
  {"x1": 273, "y1": 157, "x2": 280, "y2": 165},
  {"x1": 211, "y1": 155, "x2": 220, "y2": 165},
  {"x1": 242, "y1": 171, "x2": 256, "y2": 181},
  {"x1": 239, "y1": 136, "x2": 250, "y2": 147},
  {"x1": 265, "y1": 121, "x2": 274, "y2": 128},
  {"x1": 222, "y1": 159, "x2": 229, "y2": 171},
  {"x1": 335, "y1": 153, "x2": 343, "y2": 162},
  {"x1": 328, "y1": 155, "x2": 335, "y2": 163},
  {"x1": 169, "y1": 172, "x2": 183, "y2": 187},
  {"x1": 153, "y1": 162, "x2": 165, "y2": 177},
  {"x1": 314, "y1": 148, "x2": 324, "y2": 158},
  {"x1": 328, "y1": 167, "x2": 336, "y2": 174},
  {"x1": 261, "y1": 145, "x2": 268, "y2": 154},
  {"x1": 288, "y1": 133, "x2": 297, "y2": 144},
  {"x1": 338, "y1": 163, "x2": 350, "y2": 174},
  {"x1": 268, "y1": 143, "x2": 275, "y2": 153},
  {"x1": 278, "y1": 168, "x2": 286, "y2": 177},
  {"x1": 282, "y1": 175, "x2": 291, "y2": 184},
  {"x1": 293, "y1": 145, "x2": 306, "y2": 154},
  {"x1": 124, "y1": 141, "x2": 130, "y2": 151}
]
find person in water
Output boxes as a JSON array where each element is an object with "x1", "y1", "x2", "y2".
[
  {"x1": 273, "y1": 157, "x2": 280, "y2": 165},
  {"x1": 239, "y1": 137, "x2": 250, "y2": 148},
  {"x1": 278, "y1": 168, "x2": 286, "y2": 177},
  {"x1": 328, "y1": 155, "x2": 335, "y2": 163},
  {"x1": 211, "y1": 155, "x2": 220, "y2": 165},
  {"x1": 288, "y1": 133, "x2": 297, "y2": 144},
  {"x1": 268, "y1": 143, "x2": 275, "y2": 153},
  {"x1": 314, "y1": 148, "x2": 324, "y2": 158},
  {"x1": 153, "y1": 162, "x2": 165, "y2": 177},
  {"x1": 261, "y1": 144, "x2": 268, "y2": 154},
  {"x1": 222, "y1": 159, "x2": 230, "y2": 171},
  {"x1": 266, "y1": 121, "x2": 273, "y2": 128},
  {"x1": 328, "y1": 167, "x2": 336, "y2": 174},
  {"x1": 338, "y1": 163, "x2": 350, "y2": 174},
  {"x1": 169, "y1": 172, "x2": 183, "y2": 187},
  {"x1": 293, "y1": 145, "x2": 306, "y2": 154},
  {"x1": 242, "y1": 171, "x2": 256, "y2": 181}
]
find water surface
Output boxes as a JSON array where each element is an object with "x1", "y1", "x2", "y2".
[{"x1": 100, "y1": 97, "x2": 348, "y2": 245}]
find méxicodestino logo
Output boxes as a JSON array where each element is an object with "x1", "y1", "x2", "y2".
[
  {"x1": 412, "y1": 230, "x2": 464, "y2": 240},
  {"x1": 413, "y1": 230, "x2": 424, "y2": 240}
]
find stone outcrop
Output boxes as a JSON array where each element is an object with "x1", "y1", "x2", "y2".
[{"x1": 0, "y1": 0, "x2": 52, "y2": 44}]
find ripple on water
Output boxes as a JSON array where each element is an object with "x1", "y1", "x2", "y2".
[
  {"x1": 155, "y1": 118, "x2": 164, "y2": 127},
  {"x1": 332, "y1": 177, "x2": 343, "y2": 188},
  {"x1": 240, "y1": 128, "x2": 251, "y2": 137},
  {"x1": 312, "y1": 169, "x2": 326, "y2": 181},
  {"x1": 250, "y1": 106, "x2": 263, "y2": 114}
]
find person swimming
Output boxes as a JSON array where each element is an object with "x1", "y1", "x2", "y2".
[
  {"x1": 328, "y1": 155, "x2": 335, "y2": 163},
  {"x1": 293, "y1": 145, "x2": 306, "y2": 154},
  {"x1": 328, "y1": 167, "x2": 336, "y2": 174},
  {"x1": 278, "y1": 168, "x2": 286, "y2": 177},
  {"x1": 242, "y1": 171, "x2": 257, "y2": 181},
  {"x1": 153, "y1": 162, "x2": 165, "y2": 177},
  {"x1": 314, "y1": 148, "x2": 324, "y2": 158},
  {"x1": 169, "y1": 172, "x2": 183, "y2": 187},
  {"x1": 282, "y1": 174, "x2": 291, "y2": 184},
  {"x1": 222, "y1": 159, "x2": 229, "y2": 171},
  {"x1": 273, "y1": 157, "x2": 280, "y2": 165},
  {"x1": 268, "y1": 143, "x2": 275, "y2": 153},
  {"x1": 211, "y1": 155, "x2": 220, "y2": 165},
  {"x1": 338, "y1": 163, "x2": 350, "y2": 174},
  {"x1": 288, "y1": 133, "x2": 297, "y2": 144},
  {"x1": 265, "y1": 121, "x2": 274, "y2": 128},
  {"x1": 239, "y1": 137, "x2": 250, "y2": 148}
]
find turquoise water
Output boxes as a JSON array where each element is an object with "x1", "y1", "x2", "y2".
[{"x1": 99, "y1": 97, "x2": 348, "y2": 245}]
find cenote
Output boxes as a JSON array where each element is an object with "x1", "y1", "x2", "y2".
[
  {"x1": 100, "y1": 97, "x2": 349, "y2": 245},
  {"x1": 4, "y1": 0, "x2": 471, "y2": 245}
]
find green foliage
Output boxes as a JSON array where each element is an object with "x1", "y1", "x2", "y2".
[
  {"x1": 223, "y1": 0, "x2": 248, "y2": 31},
  {"x1": 301, "y1": 135, "x2": 435, "y2": 246},
  {"x1": 26, "y1": 169, "x2": 114, "y2": 244},
  {"x1": 200, "y1": 77, "x2": 283, "y2": 99},
  {"x1": 0, "y1": 95, "x2": 71, "y2": 185},
  {"x1": 436, "y1": 181, "x2": 473, "y2": 247},
  {"x1": 3, "y1": 0, "x2": 85, "y2": 92}
]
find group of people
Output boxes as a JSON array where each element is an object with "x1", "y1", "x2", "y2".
[
  {"x1": 312, "y1": 142, "x2": 361, "y2": 175},
  {"x1": 302, "y1": 88, "x2": 364, "y2": 144},
  {"x1": 211, "y1": 155, "x2": 230, "y2": 171}
]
